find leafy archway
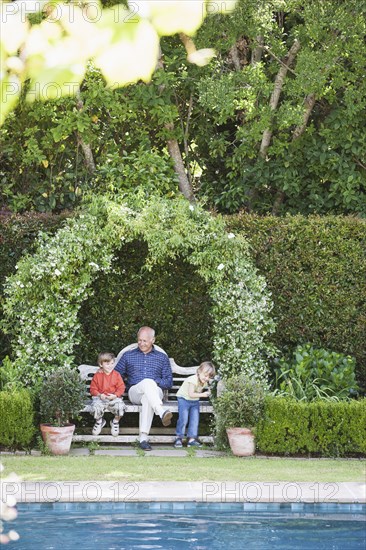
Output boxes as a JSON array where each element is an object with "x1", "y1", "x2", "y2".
[{"x1": 3, "y1": 196, "x2": 275, "y2": 384}]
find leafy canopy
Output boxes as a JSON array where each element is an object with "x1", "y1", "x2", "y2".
[{"x1": 0, "y1": 0, "x2": 236, "y2": 124}]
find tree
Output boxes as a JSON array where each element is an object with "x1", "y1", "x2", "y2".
[
  {"x1": 192, "y1": 0, "x2": 366, "y2": 215},
  {"x1": 0, "y1": 0, "x2": 236, "y2": 124}
]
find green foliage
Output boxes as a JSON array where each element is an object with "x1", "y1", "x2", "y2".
[
  {"x1": 257, "y1": 397, "x2": 366, "y2": 457},
  {"x1": 0, "y1": 211, "x2": 73, "y2": 360},
  {"x1": 2, "y1": 195, "x2": 275, "y2": 384},
  {"x1": 39, "y1": 367, "x2": 88, "y2": 427},
  {"x1": 0, "y1": 389, "x2": 36, "y2": 450},
  {"x1": 76, "y1": 241, "x2": 213, "y2": 366},
  {"x1": 0, "y1": 356, "x2": 22, "y2": 391},
  {"x1": 194, "y1": 0, "x2": 366, "y2": 215},
  {"x1": 213, "y1": 375, "x2": 267, "y2": 449},
  {"x1": 2, "y1": 1, "x2": 366, "y2": 217},
  {"x1": 96, "y1": 147, "x2": 178, "y2": 200},
  {"x1": 227, "y1": 213, "x2": 366, "y2": 391},
  {"x1": 272, "y1": 344, "x2": 359, "y2": 401}
]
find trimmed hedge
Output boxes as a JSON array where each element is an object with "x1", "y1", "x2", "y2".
[
  {"x1": 228, "y1": 214, "x2": 366, "y2": 390},
  {"x1": 257, "y1": 397, "x2": 366, "y2": 457},
  {"x1": 0, "y1": 389, "x2": 36, "y2": 450}
]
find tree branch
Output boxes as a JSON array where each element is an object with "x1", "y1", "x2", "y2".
[{"x1": 259, "y1": 39, "x2": 301, "y2": 159}]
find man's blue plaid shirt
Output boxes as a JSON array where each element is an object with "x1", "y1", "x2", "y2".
[{"x1": 115, "y1": 347, "x2": 173, "y2": 390}]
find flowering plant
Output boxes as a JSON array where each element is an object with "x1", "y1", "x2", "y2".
[{"x1": 2, "y1": 196, "x2": 275, "y2": 385}]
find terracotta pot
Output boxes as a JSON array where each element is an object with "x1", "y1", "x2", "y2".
[
  {"x1": 40, "y1": 424, "x2": 75, "y2": 455},
  {"x1": 226, "y1": 427, "x2": 255, "y2": 457}
]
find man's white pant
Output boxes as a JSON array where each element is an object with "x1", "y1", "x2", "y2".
[{"x1": 128, "y1": 379, "x2": 165, "y2": 437}]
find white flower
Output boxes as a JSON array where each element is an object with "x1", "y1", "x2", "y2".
[
  {"x1": 217, "y1": 263, "x2": 225, "y2": 270},
  {"x1": 54, "y1": 269, "x2": 62, "y2": 276},
  {"x1": 228, "y1": 233, "x2": 235, "y2": 239},
  {"x1": 189, "y1": 204, "x2": 194, "y2": 211}
]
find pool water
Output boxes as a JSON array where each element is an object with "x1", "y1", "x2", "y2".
[{"x1": 6, "y1": 502, "x2": 366, "y2": 550}]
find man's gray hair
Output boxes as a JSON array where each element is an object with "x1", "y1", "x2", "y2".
[{"x1": 137, "y1": 326, "x2": 155, "y2": 338}]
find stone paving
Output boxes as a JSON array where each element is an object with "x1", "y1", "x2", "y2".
[{"x1": 1, "y1": 446, "x2": 365, "y2": 504}]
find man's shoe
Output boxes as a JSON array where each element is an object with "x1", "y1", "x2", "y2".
[
  {"x1": 174, "y1": 438, "x2": 183, "y2": 448},
  {"x1": 139, "y1": 440, "x2": 152, "y2": 451},
  {"x1": 187, "y1": 439, "x2": 202, "y2": 447},
  {"x1": 110, "y1": 420, "x2": 119, "y2": 437},
  {"x1": 92, "y1": 418, "x2": 106, "y2": 436},
  {"x1": 161, "y1": 410, "x2": 173, "y2": 427}
]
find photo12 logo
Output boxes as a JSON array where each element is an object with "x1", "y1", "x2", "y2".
[
  {"x1": 0, "y1": 481, "x2": 140, "y2": 503},
  {"x1": 1, "y1": 1, "x2": 140, "y2": 24},
  {"x1": 201, "y1": 482, "x2": 340, "y2": 503}
]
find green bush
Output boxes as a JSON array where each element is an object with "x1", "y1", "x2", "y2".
[
  {"x1": 0, "y1": 211, "x2": 73, "y2": 362},
  {"x1": 39, "y1": 367, "x2": 88, "y2": 426},
  {"x1": 272, "y1": 344, "x2": 359, "y2": 400},
  {"x1": 0, "y1": 389, "x2": 36, "y2": 450},
  {"x1": 228, "y1": 214, "x2": 366, "y2": 391},
  {"x1": 257, "y1": 396, "x2": 366, "y2": 457},
  {"x1": 213, "y1": 376, "x2": 267, "y2": 449}
]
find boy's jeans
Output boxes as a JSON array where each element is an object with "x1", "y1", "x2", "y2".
[{"x1": 176, "y1": 397, "x2": 200, "y2": 439}]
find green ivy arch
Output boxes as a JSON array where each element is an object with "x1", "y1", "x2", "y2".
[{"x1": 3, "y1": 196, "x2": 275, "y2": 384}]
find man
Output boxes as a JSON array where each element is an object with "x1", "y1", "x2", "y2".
[{"x1": 115, "y1": 326, "x2": 173, "y2": 451}]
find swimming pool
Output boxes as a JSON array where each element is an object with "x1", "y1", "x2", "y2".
[{"x1": 7, "y1": 502, "x2": 366, "y2": 549}]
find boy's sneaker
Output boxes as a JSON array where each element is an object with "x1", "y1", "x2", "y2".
[
  {"x1": 174, "y1": 438, "x2": 183, "y2": 448},
  {"x1": 110, "y1": 420, "x2": 120, "y2": 437},
  {"x1": 92, "y1": 418, "x2": 106, "y2": 436},
  {"x1": 187, "y1": 439, "x2": 202, "y2": 447}
]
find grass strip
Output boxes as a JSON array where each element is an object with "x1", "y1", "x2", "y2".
[{"x1": 1, "y1": 455, "x2": 365, "y2": 482}]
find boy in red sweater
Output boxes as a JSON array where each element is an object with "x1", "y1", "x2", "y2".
[{"x1": 89, "y1": 352, "x2": 125, "y2": 436}]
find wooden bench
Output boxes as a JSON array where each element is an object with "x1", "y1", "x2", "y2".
[{"x1": 73, "y1": 345, "x2": 214, "y2": 444}]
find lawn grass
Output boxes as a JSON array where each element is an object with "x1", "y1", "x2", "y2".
[{"x1": 1, "y1": 454, "x2": 365, "y2": 482}]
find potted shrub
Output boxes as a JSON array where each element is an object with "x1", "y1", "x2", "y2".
[
  {"x1": 39, "y1": 367, "x2": 87, "y2": 455},
  {"x1": 213, "y1": 374, "x2": 266, "y2": 456}
]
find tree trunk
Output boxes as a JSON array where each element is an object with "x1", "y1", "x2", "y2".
[
  {"x1": 157, "y1": 41, "x2": 195, "y2": 202},
  {"x1": 292, "y1": 93, "x2": 316, "y2": 141},
  {"x1": 166, "y1": 123, "x2": 195, "y2": 202},
  {"x1": 251, "y1": 35, "x2": 264, "y2": 64},
  {"x1": 259, "y1": 39, "x2": 301, "y2": 159},
  {"x1": 76, "y1": 92, "x2": 96, "y2": 174}
]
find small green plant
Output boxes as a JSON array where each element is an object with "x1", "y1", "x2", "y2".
[
  {"x1": 272, "y1": 344, "x2": 359, "y2": 401},
  {"x1": 36, "y1": 434, "x2": 52, "y2": 456},
  {"x1": 133, "y1": 439, "x2": 145, "y2": 456},
  {"x1": 213, "y1": 375, "x2": 266, "y2": 449},
  {"x1": 87, "y1": 441, "x2": 100, "y2": 455},
  {"x1": 0, "y1": 356, "x2": 22, "y2": 391},
  {"x1": 39, "y1": 367, "x2": 87, "y2": 426}
]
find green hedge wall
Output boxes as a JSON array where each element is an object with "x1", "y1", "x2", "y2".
[
  {"x1": 0, "y1": 389, "x2": 36, "y2": 450},
  {"x1": 256, "y1": 397, "x2": 366, "y2": 457},
  {"x1": 228, "y1": 214, "x2": 366, "y2": 390}
]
